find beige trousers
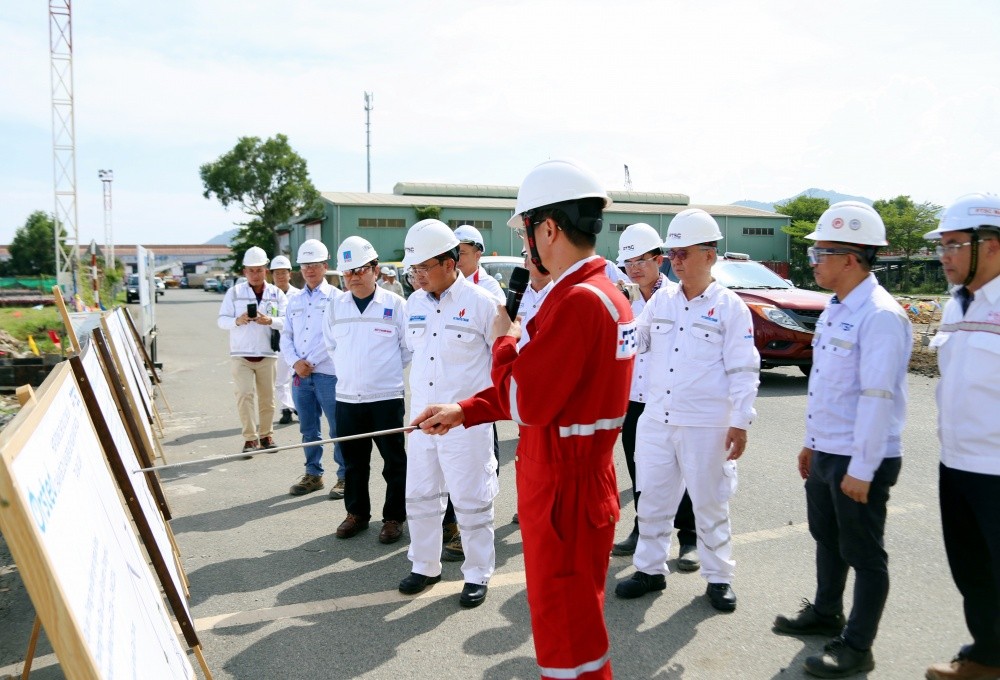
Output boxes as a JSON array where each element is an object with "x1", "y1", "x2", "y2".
[{"x1": 231, "y1": 357, "x2": 277, "y2": 441}]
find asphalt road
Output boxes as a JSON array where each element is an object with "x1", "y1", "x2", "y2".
[{"x1": 0, "y1": 288, "x2": 968, "y2": 679}]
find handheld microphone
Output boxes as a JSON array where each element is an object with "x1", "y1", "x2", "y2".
[{"x1": 505, "y1": 267, "x2": 529, "y2": 321}]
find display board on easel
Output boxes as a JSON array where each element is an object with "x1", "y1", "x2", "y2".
[
  {"x1": 0, "y1": 363, "x2": 195, "y2": 679},
  {"x1": 101, "y1": 312, "x2": 167, "y2": 462}
]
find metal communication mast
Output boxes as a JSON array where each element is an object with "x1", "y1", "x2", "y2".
[
  {"x1": 364, "y1": 92, "x2": 373, "y2": 192},
  {"x1": 624, "y1": 164, "x2": 633, "y2": 191},
  {"x1": 49, "y1": 0, "x2": 80, "y2": 294},
  {"x1": 99, "y1": 169, "x2": 114, "y2": 270}
]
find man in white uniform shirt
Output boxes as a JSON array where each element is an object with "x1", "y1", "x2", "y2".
[
  {"x1": 615, "y1": 209, "x2": 759, "y2": 614},
  {"x1": 324, "y1": 236, "x2": 411, "y2": 544},
  {"x1": 217, "y1": 246, "x2": 287, "y2": 455},
  {"x1": 610, "y1": 224, "x2": 699, "y2": 573},
  {"x1": 773, "y1": 202, "x2": 911, "y2": 679},
  {"x1": 397, "y1": 219, "x2": 499, "y2": 609},
  {"x1": 454, "y1": 223, "x2": 505, "y2": 303},
  {"x1": 280, "y1": 239, "x2": 346, "y2": 498},
  {"x1": 923, "y1": 194, "x2": 1000, "y2": 680},
  {"x1": 380, "y1": 267, "x2": 405, "y2": 297},
  {"x1": 270, "y1": 255, "x2": 299, "y2": 425}
]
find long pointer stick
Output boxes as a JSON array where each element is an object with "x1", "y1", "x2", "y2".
[{"x1": 135, "y1": 425, "x2": 418, "y2": 473}]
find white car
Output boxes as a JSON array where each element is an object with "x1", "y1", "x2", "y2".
[
  {"x1": 154, "y1": 277, "x2": 165, "y2": 297},
  {"x1": 479, "y1": 256, "x2": 524, "y2": 291}
]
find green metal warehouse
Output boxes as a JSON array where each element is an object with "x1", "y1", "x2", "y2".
[{"x1": 278, "y1": 183, "x2": 792, "y2": 265}]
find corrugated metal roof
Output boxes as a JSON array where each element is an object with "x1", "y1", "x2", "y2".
[
  {"x1": 393, "y1": 182, "x2": 519, "y2": 199},
  {"x1": 320, "y1": 192, "x2": 787, "y2": 218}
]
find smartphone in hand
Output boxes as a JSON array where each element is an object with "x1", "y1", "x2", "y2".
[{"x1": 247, "y1": 303, "x2": 257, "y2": 319}]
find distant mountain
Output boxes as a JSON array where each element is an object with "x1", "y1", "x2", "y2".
[
  {"x1": 204, "y1": 228, "x2": 239, "y2": 246},
  {"x1": 734, "y1": 188, "x2": 873, "y2": 213}
]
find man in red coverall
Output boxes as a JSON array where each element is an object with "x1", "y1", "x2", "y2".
[{"x1": 412, "y1": 158, "x2": 635, "y2": 680}]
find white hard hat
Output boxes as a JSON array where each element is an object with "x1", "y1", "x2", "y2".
[
  {"x1": 924, "y1": 193, "x2": 1000, "y2": 239},
  {"x1": 807, "y1": 201, "x2": 887, "y2": 246},
  {"x1": 664, "y1": 209, "x2": 724, "y2": 248},
  {"x1": 243, "y1": 246, "x2": 269, "y2": 267},
  {"x1": 336, "y1": 235, "x2": 378, "y2": 271},
  {"x1": 402, "y1": 219, "x2": 460, "y2": 266},
  {"x1": 384, "y1": 267, "x2": 396, "y2": 277},
  {"x1": 617, "y1": 223, "x2": 663, "y2": 265},
  {"x1": 507, "y1": 159, "x2": 611, "y2": 228},
  {"x1": 269, "y1": 255, "x2": 292, "y2": 270},
  {"x1": 296, "y1": 239, "x2": 330, "y2": 265},
  {"x1": 454, "y1": 224, "x2": 485, "y2": 251}
]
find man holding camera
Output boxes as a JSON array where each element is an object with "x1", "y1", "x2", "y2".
[{"x1": 217, "y1": 246, "x2": 287, "y2": 455}]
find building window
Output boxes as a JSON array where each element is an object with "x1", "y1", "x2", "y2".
[
  {"x1": 609, "y1": 223, "x2": 631, "y2": 232},
  {"x1": 304, "y1": 223, "x2": 321, "y2": 241},
  {"x1": 742, "y1": 227, "x2": 774, "y2": 236},
  {"x1": 358, "y1": 217, "x2": 406, "y2": 228},
  {"x1": 447, "y1": 220, "x2": 492, "y2": 230}
]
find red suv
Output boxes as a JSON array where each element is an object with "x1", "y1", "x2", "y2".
[{"x1": 663, "y1": 253, "x2": 830, "y2": 374}]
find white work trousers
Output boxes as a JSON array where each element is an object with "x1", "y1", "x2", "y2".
[
  {"x1": 406, "y1": 424, "x2": 498, "y2": 584},
  {"x1": 275, "y1": 355, "x2": 295, "y2": 411},
  {"x1": 633, "y1": 416, "x2": 738, "y2": 583}
]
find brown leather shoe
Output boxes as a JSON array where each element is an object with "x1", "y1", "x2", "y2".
[
  {"x1": 336, "y1": 513, "x2": 370, "y2": 539},
  {"x1": 442, "y1": 522, "x2": 459, "y2": 544},
  {"x1": 379, "y1": 520, "x2": 403, "y2": 544},
  {"x1": 926, "y1": 657, "x2": 1000, "y2": 679}
]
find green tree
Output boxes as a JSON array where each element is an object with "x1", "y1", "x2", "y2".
[
  {"x1": 200, "y1": 134, "x2": 322, "y2": 270},
  {"x1": 7, "y1": 211, "x2": 66, "y2": 275},
  {"x1": 774, "y1": 196, "x2": 829, "y2": 287},
  {"x1": 872, "y1": 195, "x2": 941, "y2": 293}
]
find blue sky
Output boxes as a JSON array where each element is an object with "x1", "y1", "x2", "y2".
[{"x1": 2, "y1": 1, "x2": 998, "y2": 246}]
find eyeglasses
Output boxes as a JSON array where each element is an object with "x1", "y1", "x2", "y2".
[
  {"x1": 514, "y1": 227, "x2": 527, "y2": 240},
  {"x1": 934, "y1": 242, "x2": 974, "y2": 258},
  {"x1": 665, "y1": 247, "x2": 714, "y2": 262},
  {"x1": 343, "y1": 263, "x2": 376, "y2": 277},
  {"x1": 806, "y1": 247, "x2": 862, "y2": 265},
  {"x1": 623, "y1": 255, "x2": 659, "y2": 270},
  {"x1": 409, "y1": 261, "x2": 443, "y2": 275},
  {"x1": 301, "y1": 262, "x2": 326, "y2": 271}
]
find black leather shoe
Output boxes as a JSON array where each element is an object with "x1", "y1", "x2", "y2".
[
  {"x1": 706, "y1": 583, "x2": 737, "y2": 612},
  {"x1": 803, "y1": 636, "x2": 874, "y2": 678},
  {"x1": 459, "y1": 582, "x2": 488, "y2": 608},
  {"x1": 774, "y1": 599, "x2": 846, "y2": 637},
  {"x1": 398, "y1": 572, "x2": 441, "y2": 595},
  {"x1": 677, "y1": 544, "x2": 700, "y2": 572},
  {"x1": 278, "y1": 409, "x2": 293, "y2": 425},
  {"x1": 614, "y1": 571, "x2": 666, "y2": 599},
  {"x1": 611, "y1": 528, "x2": 639, "y2": 556}
]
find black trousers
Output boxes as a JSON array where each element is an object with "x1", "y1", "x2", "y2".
[
  {"x1": 622, "y1": 400, "x2": 695, "y2": 546},
  {"x1": 336, "y1": 398, "x2": 407, "y2": 523},
  {"x1": 940, "y1": 463, "x2": 1000, "y2": 666},
  {"x1": 806, "y1": 450, "x2": 901, "y2": 651}
]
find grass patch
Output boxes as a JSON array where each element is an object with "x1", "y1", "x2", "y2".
[{"x1": 0, "y1": 307, "x2": 65, "y2": 354}]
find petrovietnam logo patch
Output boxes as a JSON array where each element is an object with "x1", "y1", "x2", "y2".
[
  {"x1": 617, "y1": 320, "x2": 638, "y2": 361},
  {"x1": 701, "y1": 307, "x2": 719, "y2": 323},
  {"x1": 343, "y1": 250, "x2": 353, "y2": 263},
  {"x1": 383, "y1": 308, "x2": 393, "y2": 320},
  {"x1": 453, "y1": 308, "x2": 471, "y2": 323}
]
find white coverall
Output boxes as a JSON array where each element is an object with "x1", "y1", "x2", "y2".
[
  {"x1": 275, "y1": 284, "x2": 300, "y2": 412},
  {"x1": 632, "y1": 281, "x2": 760, "y2": 584},
  {"x1": 405, "y1": 273, "x2": 499, "y2": 584}
]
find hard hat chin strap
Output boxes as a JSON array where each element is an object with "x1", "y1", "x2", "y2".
[{"x1": 524, "y1": 213, "x2": 549, "y2": 276}]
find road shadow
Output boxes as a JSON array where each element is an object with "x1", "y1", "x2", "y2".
[
  {"x1": 758, "y1": 369, "x2": 809, "y2": 398},
  {"x1": 163, "y1": 426, "x2": 243, "y2": 446},
  {"x1": 169, "y1": 492, "x2": 320, "y2": 535}
]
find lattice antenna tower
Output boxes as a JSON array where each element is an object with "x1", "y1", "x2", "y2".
[
  {"x1": 364, "y1": 92, "x2": 373, "y2": 192},
  {"x1": 624, "y1": 164, "x2": 633, "y2": 191},
  {"x1": 50, "y1": 0, "x2": 80, "y2": 294},
  {"x1": 99, "y1": 170, "x2": 114, "y2": 270}
]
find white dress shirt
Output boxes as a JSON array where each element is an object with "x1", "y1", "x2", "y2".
[
  {"x1": 628, "y1": 274, "x2": 673, "y2": 403},
  {"x1": 217, "y1": 281, "x2": 286, "y2": 357},
  {"x1": 932, "y1": 274, "x2": 1000, "y2": 475},
  {"x1": 804, "y1": 274, "x2": 912, "y2": 481},
  {"x1": 471, "y1": 265, "x2": 506, "y2": 303}
]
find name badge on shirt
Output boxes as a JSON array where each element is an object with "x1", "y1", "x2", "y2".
[{"x1": 617, "y1": 320, "x2": 638, "y2": 361}]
